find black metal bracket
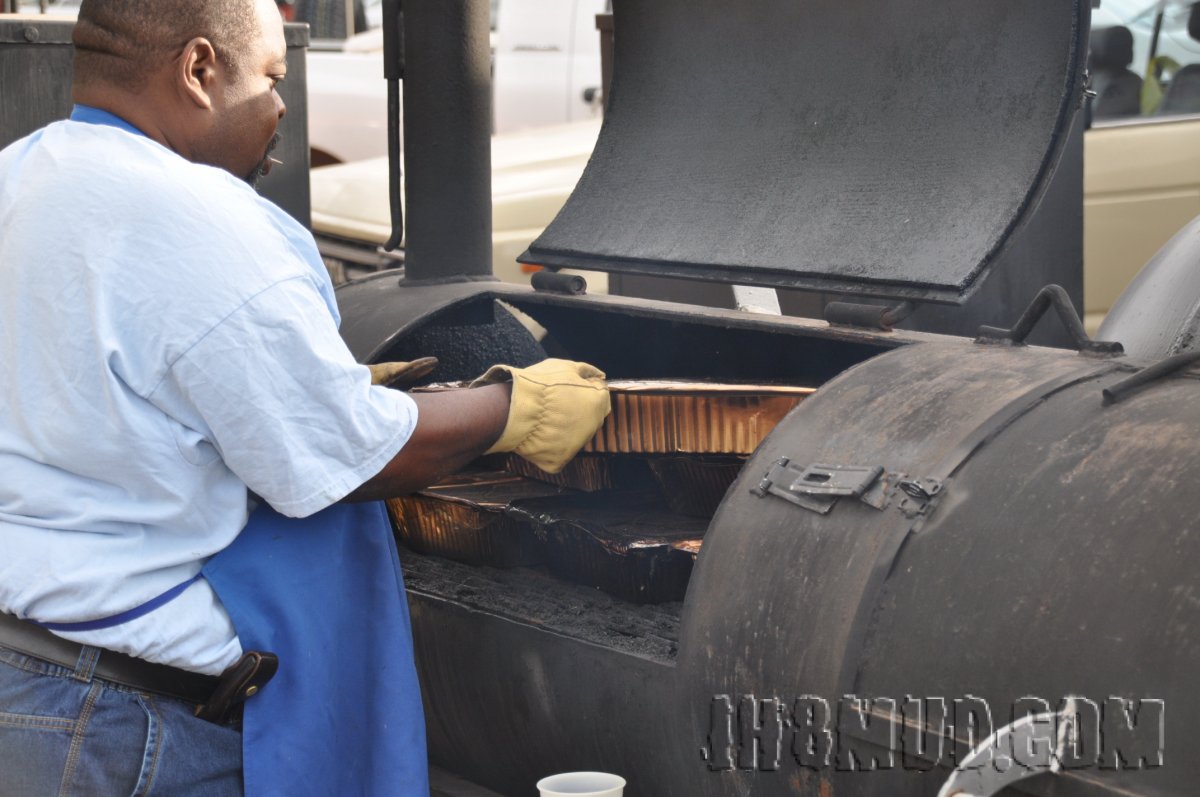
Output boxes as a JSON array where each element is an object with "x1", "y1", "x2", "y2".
[
  {"x1": 382, "y1": 0, "x2": 405, "y2": 252},
  {"x1": 1102, "y1": 350, "x2": 1200, "y2": 406},
  {"x1": 752, "y1": 459, "x2": 890, "y2": 514},
  {"x1": 976, "y1": 285, "x2": 1123, "y2": 356},
  {"x1": 825, "y1": 301, "x2": 916, "y2": 331}
]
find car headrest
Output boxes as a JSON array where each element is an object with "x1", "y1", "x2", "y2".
[
  {"x1": 1190, "y1": 1, "x2": 1200, "y2": 41},
  {"x1": 1090, "y1": 25, "x2": 1134, "y2": 70}
]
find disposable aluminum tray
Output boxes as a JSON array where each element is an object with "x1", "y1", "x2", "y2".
[
  {"x1": 415, "y1": 379, "x2": 813, "y2": 456},
  {"x1": 515, "y1": 492, "x2": 708, "y2": 604},
  {"x1": 391, "y1": 469, "x2": 707, "y2": 602},
  {"x1": 582, "y1": 380, "x2": 813, "y2": 455},
  {"x1": 645, "y1": 456, "x2": 745, "y2": 517},
  {"x1": 387, "y1": 470, "x2": 569, "y2": 567},
  {"x1": 494, "y1": 453, "x2": 613, "y2": 492}
]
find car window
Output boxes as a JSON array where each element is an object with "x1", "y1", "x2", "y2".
[{"x1": 1090, "y1": 0, "x2": 1200, "y2": 120}]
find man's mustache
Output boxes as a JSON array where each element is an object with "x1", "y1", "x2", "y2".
[{"x1": 246, "y1": 132, "x2": 283, "y2": 187}]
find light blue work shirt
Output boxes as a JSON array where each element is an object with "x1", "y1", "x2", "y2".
[{"x1": 0, "y1": 107, "x2": 418, "y2": 674}]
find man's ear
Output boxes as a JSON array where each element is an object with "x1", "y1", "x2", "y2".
[{"x1": 178, "y1": 36, "x2": 220, "y2": 110}]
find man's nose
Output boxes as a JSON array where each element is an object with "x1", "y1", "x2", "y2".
[{"x1": 275, "y1": 90, "x2": 286, "y2": 120}]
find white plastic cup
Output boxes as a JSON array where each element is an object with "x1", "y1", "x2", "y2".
[{"x1": 536, "y1": 771, "x2": 626, "y2": 797}]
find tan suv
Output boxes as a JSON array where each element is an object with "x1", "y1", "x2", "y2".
[{"x1": 1085, "y1": 0, "x2": 1200, "y2": 330}]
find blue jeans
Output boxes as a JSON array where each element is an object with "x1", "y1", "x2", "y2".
[{"x1": 0, "y1": 644, "x2": 242, "y2": 797}]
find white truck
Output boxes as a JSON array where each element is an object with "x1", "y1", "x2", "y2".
[
  {"x1": 309, "y1": 0, "x2": 609, "y2": 288},
  {"x1": 306, "y1": 0, "x2": 607, "y2": 165},
  {"x1": 491, "y1": 0, "x2": 608, "y2": 132}
]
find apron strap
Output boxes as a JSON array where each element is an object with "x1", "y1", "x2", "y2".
[{"x1": 32, "y1": 573, "x2": 202, "y2": 632}]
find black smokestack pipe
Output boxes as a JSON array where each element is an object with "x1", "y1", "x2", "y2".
[{"x1": 401, "y1": 0, "x2": 493, "y2": 282}]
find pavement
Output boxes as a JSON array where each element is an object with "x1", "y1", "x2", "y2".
[{"x1": 430, "y1": 766, "x2": 510, "y2": 797}]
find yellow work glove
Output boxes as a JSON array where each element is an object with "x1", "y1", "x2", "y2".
[
  {"x1": 471, "y1": 359, "x2": 611, "y2": 474},
  {"x1": 368, "y1": 357, "x2": 439, "y2": 389}
]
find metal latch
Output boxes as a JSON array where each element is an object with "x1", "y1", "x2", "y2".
[
  {"x1": 896, "y1": 477, "x2": 943, "y2": 519},
  {"x1": 751, "y1": 459, "x2": 886, "y2": 514}
]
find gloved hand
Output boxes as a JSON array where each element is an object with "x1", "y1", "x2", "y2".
[
  {"x1": 470, "y1": 359, "x2": 611, "y2": 473},
  {"x1": 368, "y1": 357, "x2": 439, "y2": 389}
]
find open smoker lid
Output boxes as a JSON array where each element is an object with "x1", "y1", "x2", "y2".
[{"x1": 520, "y1": 0, "x2": 1088, "y2": 305}]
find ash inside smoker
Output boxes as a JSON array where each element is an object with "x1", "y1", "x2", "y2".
[{"x1": 399, "y1": 547, "x2": 682, "y2": 662}]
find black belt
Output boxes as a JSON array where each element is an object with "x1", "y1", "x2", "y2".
[{"x1": 0, "y1": 611, "x2": 277, "y2": 721}]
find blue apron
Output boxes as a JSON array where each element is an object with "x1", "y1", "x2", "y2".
[
  {"x1": 63, "y1": 105, "x2": 427, "y2": 796},
  {"x1": 201, "y1": 501, "x2": 429, "y2": 797}
]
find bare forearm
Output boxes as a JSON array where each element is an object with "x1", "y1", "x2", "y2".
[{"x1": 344, "y1": 384, "x2": 511, "y2": 501}]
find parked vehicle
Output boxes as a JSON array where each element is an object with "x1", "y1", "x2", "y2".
[
  {"x1": 306, "y1": 0, "x2": 605, "y2": 165},
  {"x1": 310, "y1": 118, "x2": 604, "y2": 287},
  {"x1": 312, "y1": 0, "x2": 1200, "y2": 322},
  {"x1": 307, "y1": 29, "x2": 391, "y2": 167},
  {"x1": 492, "y1": 0, "x2": 607, "y2": 132},
  {"x1": 1084, "y1": 0, "x2": 1200, "y2": 330},
  {"x1": 10, "y1": 1, "x2": 77, "y2": 15}
]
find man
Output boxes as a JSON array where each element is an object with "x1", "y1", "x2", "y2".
[{"x1": 0, "y1": 0, "x2": 609, "y2": 794}]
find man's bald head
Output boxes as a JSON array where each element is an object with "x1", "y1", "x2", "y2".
[
  {"x1": 72, "y1": 0, "x2": 287, "y2": 184},
  {"x1": 74, "y1": 0, "x2": 261, "y2": 91}
]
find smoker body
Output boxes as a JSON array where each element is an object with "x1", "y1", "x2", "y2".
[
  {"x1": 335, "y1": 0, "x2": 1200, "y2": 794},
  {"x1": 335, "y1": 275, "x2": 1200, "y2": 797}
]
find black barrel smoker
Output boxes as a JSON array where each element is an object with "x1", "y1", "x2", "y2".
[{"x1": 337, "y1": 1, "x2": 1200, "y2": 795}]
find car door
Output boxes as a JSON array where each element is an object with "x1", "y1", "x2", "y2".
[{"x1": 494, "y1": 0, "x2": 575, "y2": 132}]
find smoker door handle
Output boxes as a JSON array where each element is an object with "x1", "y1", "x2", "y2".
[{"x1": 976, "y1": 285, "x2": 1123, "y2": 356}]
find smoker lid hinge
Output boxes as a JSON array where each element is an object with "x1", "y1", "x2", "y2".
[
  {"x1": 531, "y1": 268, "x2": 588, "y2": 295},
  {"x1": 751, "y1": 459, "x2": 893, "y2": 514},
  {"x1": 824, "y1": 301, "x2": 916, "y2": 331}
]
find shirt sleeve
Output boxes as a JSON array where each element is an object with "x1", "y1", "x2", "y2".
[{"x1": 147, "y1": 275, "x2": 418, "y2": 517}]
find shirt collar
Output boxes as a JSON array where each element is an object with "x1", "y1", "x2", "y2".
[{"x1": 70, "y1": 104, "x2": 148, "y2": 139}]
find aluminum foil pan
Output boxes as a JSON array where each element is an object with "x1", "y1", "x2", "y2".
[
  {"x1": 414, "y1": 379, "x2": 811, "y2": 456},
  {"x1": 496, "y1": 453, "x2": 613, "y2": 492},
  {"x1": 391, "y1": 468, "x2": 707, "y2": 602},
  {"x1": 583, "y1": 380, "x2": 813, "y2": 455},
  {"x1": 387, "y1": 470, "x2": 567, "y2": 567},
  {"x1": 514, "y1": 492, "x2": 708, "y2": 604},
  {"x1": 646, "y1": 456, "x2": 744, "y2": 517}
]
